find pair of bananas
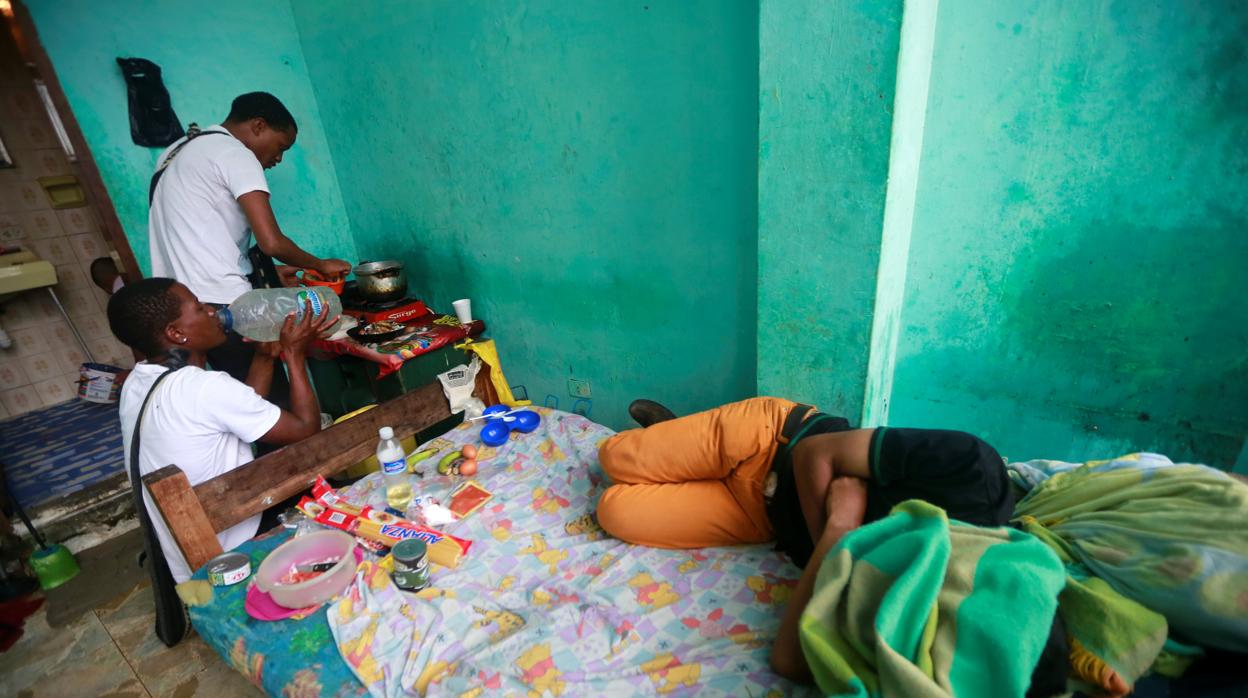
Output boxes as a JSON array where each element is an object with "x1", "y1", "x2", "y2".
[{"x1": 409, "y1": 443, "x2": 480, "y2": 477}]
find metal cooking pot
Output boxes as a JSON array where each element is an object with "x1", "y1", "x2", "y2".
[{"x1": 353, "y1": 260, "x2": 408, "y2": 302}]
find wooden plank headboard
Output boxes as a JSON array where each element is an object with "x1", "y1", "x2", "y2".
[{"x1": 142, "y1": 380, "x2": 452, "y2": 572}]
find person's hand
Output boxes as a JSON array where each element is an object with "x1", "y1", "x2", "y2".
[
  {"x1": 278, "y1": 300, "x2": 339, "y2": 359},
  {"x1": 252, "y1": 341, "x2": 283, "y2": 359},
  {"x1": 823, "y1": 476, "x2": 868, "y2": 541},
  {"x1": 242, "y1": 337, "x2": 282, "y2": 359},
  {"x1": 275, "y1": 265, "x2": 300, "y2": 288},
  {"x1": 314, "y1": 258, "x2": 352, "y2": 280}
]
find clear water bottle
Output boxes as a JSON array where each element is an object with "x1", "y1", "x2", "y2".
[
  {"x1": 377, "y1": 426, "x2": 412, "y2": 510},
  {"x1": 217, "y1": 287, "x2": 343, "y2": 342}
]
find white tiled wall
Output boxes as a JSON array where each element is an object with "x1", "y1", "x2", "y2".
[{"x1": 0, "y1": 37, "x2": 133, "y2": 419}]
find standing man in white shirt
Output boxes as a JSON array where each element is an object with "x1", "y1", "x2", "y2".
[
  {"x1": 148, "y1": 91, "x2": 351, "y2": 401},
  {"x1": 109, "y1": 277, "x2": 334, "y2": 584}
]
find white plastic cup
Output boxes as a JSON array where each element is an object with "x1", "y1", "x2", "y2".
[{"x1": 452, "y1": 298, "x2": 473, "y2": 324}]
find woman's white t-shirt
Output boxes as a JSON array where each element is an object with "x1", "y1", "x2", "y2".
[
  {"x1": 119, "y1": 362, "x2": 281, "y2": 583},
  {"x1": 148, "y1": 125, "x2": 269, "y2": 304}
]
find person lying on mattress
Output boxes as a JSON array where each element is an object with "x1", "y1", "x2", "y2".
[{"x1": 595, "y1": 398, "x2": 1065, "y2": 688}]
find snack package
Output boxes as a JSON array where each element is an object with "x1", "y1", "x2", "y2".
[
  {"x1": 297, "y1": 498, "x2": 386, "y2": 554},
  {"x1": 449, "y1": 481, "x2": 493, "y2": 519},
  {"x1": 299, "y1": 488, "x2": 471, "y2": 567},
  {"x1": 311, "y1": 476, "x2": 349, "y2": 507}
]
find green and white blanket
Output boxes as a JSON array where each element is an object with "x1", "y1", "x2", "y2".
[
  {"x1": 1012, "y1": 452, "x2": 1248, "y2": 654},
  {"x1": 799, "y1": 500, "x2": 1065, "y2": 698}
]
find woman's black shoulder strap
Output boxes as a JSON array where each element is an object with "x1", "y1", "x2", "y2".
[{"x1": 127, "y1": 365, "x2": 192, "y2": 647}]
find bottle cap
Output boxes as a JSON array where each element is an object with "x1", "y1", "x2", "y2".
[
  {"x1": 378, "y1": 426, "x2": 394, "y2": 440},
  {"x1": 216, "y1": 307, "x2": 233, "y2": 332}
]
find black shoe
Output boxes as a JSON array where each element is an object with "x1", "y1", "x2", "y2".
[{"x1": 628, "y1": 399, "x2": 677, "y2": 428}]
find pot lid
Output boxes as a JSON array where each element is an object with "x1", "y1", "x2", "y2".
[{"x1": 354, "y1": 260, "x2": 403, "y2": 275}]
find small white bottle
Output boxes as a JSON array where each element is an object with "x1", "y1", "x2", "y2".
[{"x1": 377, "y1": 426, "x2": 412, "y2": 510}]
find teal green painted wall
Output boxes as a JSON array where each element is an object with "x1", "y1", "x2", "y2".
[
  {"x1": 25, "y1": 0, "x2": 355, "y2": 274},
  {"x1": 757, "y1": 0, "x2": 901, "y2": 418},
  {"x1": 28, "y1": 0, "x2": 1244, "y2": 458},
  {"x1": 890, "y1": 0, "x2": 1248, "y2": 466},
  {"x1": 290, "y1": 1, "x2": 759, "y2": 429}
]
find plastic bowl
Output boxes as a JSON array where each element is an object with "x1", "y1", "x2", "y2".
[
  {"x1": 255, "y1": 530, "x2": 357, "y2": 608},
  {"x1": 481, "y1": 419, "x2": 510, "y2": 446},
  {"x1": 512, "y1": 410, "x2": 541, "y2": 433},
  {"x1": 298, "y1": 268, "x2": 346, "y2": 295}
]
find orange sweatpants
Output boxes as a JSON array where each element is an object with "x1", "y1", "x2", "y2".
[{"x1": 596, "y1": 397, "x2": 804, "y2": 549}]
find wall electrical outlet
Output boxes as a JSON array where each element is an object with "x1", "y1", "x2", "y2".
[{"x1": 568, "y1": 378, "x2": 592, "y2": 399}]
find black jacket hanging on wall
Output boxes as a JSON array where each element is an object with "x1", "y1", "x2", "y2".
[{"x1": 116, "y1": 57, "x2": 184, "y2": 147}]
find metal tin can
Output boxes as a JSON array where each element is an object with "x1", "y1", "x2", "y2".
[
  {"x1": 392, "y1": 539, "x2": 430, "y2": 591},
  {"x1": 206, "y1": 552, "x2": 251, "y2": 587},
  {"x1": 393, "y1": 539, "x2": 429, "y2": 574},
  {"x1": 391, "y1": 569, "x2": 429, "y2": 592}
]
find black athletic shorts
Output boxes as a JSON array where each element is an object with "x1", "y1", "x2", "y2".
[{"x1": 864, "y1": 427, "x2": 1014, "y2": 528}]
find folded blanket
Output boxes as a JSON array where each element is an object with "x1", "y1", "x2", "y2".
[
  {"x1": 1013, "y1": 453, "x2": 1248, "y2": 653},
  {"x1": 800, "y1": 499, "x2": 1065, "y2": 698}
]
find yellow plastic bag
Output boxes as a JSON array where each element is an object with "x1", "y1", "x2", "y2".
[{"x1": 457, "y1": 338, "x2": 530, "y2": 407}]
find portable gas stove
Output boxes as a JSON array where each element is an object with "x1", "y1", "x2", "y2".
[{"x1": 340, "y1": 281, "x2": 430, "y2": 324}]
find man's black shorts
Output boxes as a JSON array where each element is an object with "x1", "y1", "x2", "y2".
[{"x1": 865, "y1": 427, "x2": 1014, "y2": 528}]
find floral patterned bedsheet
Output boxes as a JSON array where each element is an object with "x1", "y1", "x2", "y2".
[{"x1": 189, "y1": 408, "x2": 811, "y2": 697}]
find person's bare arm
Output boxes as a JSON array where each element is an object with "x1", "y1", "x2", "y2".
[
  {"x1": 771, "y1": 477, "x2": 869, "y2": 682},
  {"x1": 258, "y1": 301, "x2": 338, "y2": 445},
  {"x1": 243, "y1": 341, "x2": 281, "y2": 398},
  {"x1": 793, "y1": 428, "x2": 875, "y2": 540},
  {"x1": 238, "y1": 191, "x2": 351, "y2": 278}
]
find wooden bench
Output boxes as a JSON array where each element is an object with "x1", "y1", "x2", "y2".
[{"x1": 143, "y1": 381, "x2": 451, "y2": 572}]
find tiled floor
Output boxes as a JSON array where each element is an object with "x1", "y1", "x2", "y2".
[{"x1": 0, "y1": 530, "x2": 260, "y2": 697}]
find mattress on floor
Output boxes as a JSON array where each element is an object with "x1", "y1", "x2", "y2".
[
  {"x1": 0, "y1": 399, "x2": 124, "y2": 509},
  {"x1": 189, "y1": 407, "x2": 812, "y2": 696}
]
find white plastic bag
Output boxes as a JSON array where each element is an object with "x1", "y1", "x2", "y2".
[{"x1": 438, "y1": 357, "x2": 481, "y2": 414}]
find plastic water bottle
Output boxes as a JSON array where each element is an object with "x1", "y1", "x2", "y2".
[
  {"x1": 377, "y1": 426, "x2": 412, "y2": 510},
  {"x1": 216, "y1": 287, "x2": 343, "y2": 342}
]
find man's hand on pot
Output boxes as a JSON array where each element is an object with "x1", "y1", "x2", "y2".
[
  {"x1": 275, "y1": 265, "x2": 300, "y2": 288},
  {"x1": 315, "y1": 258, "x2": 352, "y2": 280}
]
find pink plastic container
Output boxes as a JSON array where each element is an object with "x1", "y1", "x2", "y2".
[{"x1": 255, "y1": 530, "x2": 357, "y2": 609}]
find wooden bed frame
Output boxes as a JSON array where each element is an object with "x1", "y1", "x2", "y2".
[{"x1": 143, "y1": 381, "x2": 451, "y2": 572}]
